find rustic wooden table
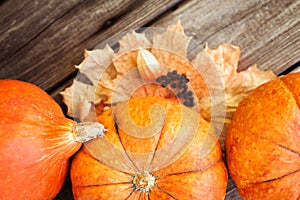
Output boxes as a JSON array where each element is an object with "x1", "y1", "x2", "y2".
[{"x1": 1, "y1": 0, "x2": 299, "y2": 199}]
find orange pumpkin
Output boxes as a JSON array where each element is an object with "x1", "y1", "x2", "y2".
[
  {"x1": 71, "y1": 96, "x2": 228, "y2": 199},
  {"x1": 225, "y1": 72, "x2": 300, "y2": 199},
  {"x1": 0, "y1": 80, "x2": 104, "y2": 200}
]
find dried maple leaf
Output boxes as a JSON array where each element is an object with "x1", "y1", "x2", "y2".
[
  {"x1": 152, "y1": 21, "x2": 191, "y2": 59},
  {"x1": 61, "y1": 45, "x2": 115, "y2": 121},
  {"x1": 61, "y1": 22, "x2": 276, "y2": 148},
  {"x1": 199, "y1": 44, "x2": 277, "y2": 120},
  {"x1": 113, "y1": 31, "x2": 151, "y2": 74},
  {"x1": 193, "y1": 44, "x2": 277, "y2": 148}
]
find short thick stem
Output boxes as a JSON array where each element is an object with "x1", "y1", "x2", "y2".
[
  {"x1": 133, "y1": 172, "x2": 156, "y2": 193},
  {"x1": 73, "y1": 122, "x2": 107, "y2": 143}
]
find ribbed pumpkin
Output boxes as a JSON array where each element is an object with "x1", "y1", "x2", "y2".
[
  {"x1": 225, "y1": 72, "x2": 300, "y2": 199},
  {"x1": 71, "y1": 96, "x2": 228, "y2": 199},
  {"x1": 0, "y1": 80, "x2": 103, "y2": 200}
]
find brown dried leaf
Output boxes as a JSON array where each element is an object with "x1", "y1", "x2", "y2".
[
  {"x1": 79, "y1": 45, "x2": 116, "y2": 86},
  {"x1": 198, "y1": 44, "x2": 277, "y2": 120},
  {"x1": 150, "y1": 22, "x2": 209, "y2": 101},
  {"x1": 152, "y1": 21, "x2": 191, "y2": 57},
  {"x1": 194, "y1": 43, "x2": 277, "y2": 149},
  {"x1": 61, "y1": 22, "x2": 277, "y2": 141},
  {"x1": 61, "y1": 45, "x2": 115, "y2": 121},
  {"x1": 60, "y1": 80, "x2": 96, "y2": 121},
  {"x1": 93, "y1": 32, "x2": 153, "y2": 109},
  {"x1": 113, "y1": 31, "x2": 151, "y2": 75}
]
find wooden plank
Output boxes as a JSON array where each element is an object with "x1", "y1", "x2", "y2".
[
  {"x1": 0, "y1": 0, "x2": 82, "y2": 62},
  {"x1": 0, "y1": 0, "x2": 182, "y2": 92},
  {"x1": 225, "y1": 176, "x2": 240, "y2": 200},
  {"x1": 152, "y1": 0, "x2": 300, "y2": 75}
]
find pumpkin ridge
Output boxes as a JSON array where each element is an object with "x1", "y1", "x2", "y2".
[
  {"x1": 247, "y1": 168, "x2": 300, "y2": 186},
  {"x1": 145, "y1": 118, "x2": 165, "y2": 172},
  {"x1": 71, "y1": 96, "x2": 228, "y2": 199},
  {"x1": 275, "y1": 143, "x2": 300, "y2": 157},
  {"x1": 227, "y1": 128, "x2": 300, "y2": 185},
  {"x1": 279, "y1": 78, "x2": 300, "y2": 112},
  {"x1": 147, "y1": 192, "x2": 150, "y2": 200},
  {"x1": 82, "y1": 147, "x2": 135, "y2": 177},
  {"x1": 229, "y1": 79, "x2": 300, "y2": 155},
  {"x1": 228, "y1": 77, "x2": 300, "y2": 154},
  {"x1": 154, "y1": 160, "x2": 224, "y2": 179},
  {"x1": 280, "y1": 73, "x2": 300, "y2": 109},
  {"x1": 76, "y1": 181, "x2": 132, "y2": 188},
  {"x1": 124, "y1": 190, "x2": 141, "y2": 200},
  {"x1": 114, "y1": 115, "x2": 140, "y2": 172},
  {"x1": 241, "y1": 126, "x2": 300, "y2": 157},
  {"x1": 154, "y1": 185, "x2": 177, "y2": 199},
  {"x1": 73, "y1": 183, "x2": 134, "y2": 199}
]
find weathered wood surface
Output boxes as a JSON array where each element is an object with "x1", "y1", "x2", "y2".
[
  {"x1": 1, "y1": 0, "x2": 299, "y2": 199},
  {"x1": 153, "y1": 0, "x2": 300, "y2": 74},
  {"x1": 0, "y1": 0, "x2": 181, "y2": 93}
]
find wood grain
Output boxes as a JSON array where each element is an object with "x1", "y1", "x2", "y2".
[
  {"x1": 225, "y1": 175, "x2": 240, "y2": 200},
  {"x1": 0, "y1": 0, "x2": 82, "y2": 62},
  {"x1": 0, "y1": 0, "x2": 181, "y2": 92},
  {"x1": 152, "y1": 0, "x2": 300, "y2": 74}
]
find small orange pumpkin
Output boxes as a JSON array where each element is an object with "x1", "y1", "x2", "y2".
[
  {"x1": 225, "y1": 72, "x2": 300, "y2": 199},
  {"x1": 71, "y1": 96, "x2": 228, "y2": 199},
  {"x1": 0, "y1": 80, "x2": 104, "y2": 200}
]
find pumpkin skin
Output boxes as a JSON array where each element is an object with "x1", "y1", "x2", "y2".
[
  {"x1": 0, "y1": 80, "x2": 80, "y2": 200},
  {"x1": 71, "y1": 96, "x2": 228, "y2": 199},
  {"x1": 225, "y1": 72, "x2": 300, "y2": 199}
]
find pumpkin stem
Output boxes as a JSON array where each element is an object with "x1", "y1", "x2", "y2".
[
  {"x1": 73, "y1": 122, "x2": 107, "y2": 143},
  {"x1": 133, "y1": 172, "x2": 156, "y2": 192}
]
